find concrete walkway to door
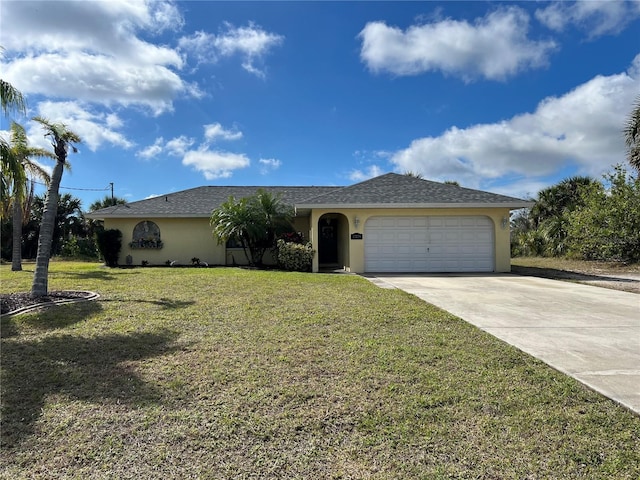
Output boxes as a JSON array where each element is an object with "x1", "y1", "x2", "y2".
[{"x1": 369, "y1": 273, "x2": 640, "y2": 415}]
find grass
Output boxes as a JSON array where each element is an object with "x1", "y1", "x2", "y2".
[
  {"x1": 1, "y1": 261, "x2": 639, "y2": 479},
  {"x1": 511, "y1": 256, "x2": 640, "y2": 274}
]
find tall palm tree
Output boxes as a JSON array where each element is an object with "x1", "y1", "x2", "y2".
[
  {"x1": 1, "y1": 75, "x2": 27, "y2": 203},
  {"x1": 624, "y1": 95, "x2": 640, "y2": 173},
  {"x1": 1, "y1": 79, "x2": 26, "y2": 115},
  {"x1": 31, "y1": 117, "x2": 81, "y2": 298},
  {"x1": 5, "y1": 122, "x2": 53, "y2": 271}
]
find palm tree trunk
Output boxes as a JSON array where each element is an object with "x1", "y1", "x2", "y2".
[
  {"x1": 31, "y1": 160, "x2": 64, "y2": 297},
  {"x1": 11, "y1": 197, "x2": 23, "y2": 271}
]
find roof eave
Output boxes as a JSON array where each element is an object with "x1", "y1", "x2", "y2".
[
  {"x1": 84, "y1": 213, "x2": 213, "y2": 220},
  {"x1": 294, "y1": 202, "x2": 534, "y2": 210}
]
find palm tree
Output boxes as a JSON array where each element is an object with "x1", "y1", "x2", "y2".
[
  {"x1": 31, "y1": 117, "x2": 81, "y2": 298},
  {"x1": 1, "y1": 79, "x2": 26, "y2": 116},
  {"x1": 5, "y1": 122, "x2": 53, "y2": 271},
  {"x1": 624, "y1": 95, "x2": 640, "y2": 173},
  {"x1": 210, "y1": 190, "x2": 294, "y2": 267},
  {"x1": 1, "y1": 75, "x2": 27, "y2": 203}
]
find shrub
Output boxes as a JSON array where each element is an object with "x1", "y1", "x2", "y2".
[
  {"x1": 60, "y1": 237, "x2": 99, "y2": 259},
  {"x1": 277, "y1": 239, "x2": 314, "y2": 272},
  {"x1": 95, "y1": 228, "x2": 122, "y2": 267}
]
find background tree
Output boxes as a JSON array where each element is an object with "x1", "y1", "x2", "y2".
[
  {"x1": 210, "y1": 190, "x2": 294, "y2": 267},
  {"x1": 624, "y1": 95, "x2": 640, "y2": 173},
  {"x1": 4, "y1": 122, "x2": 53, "y2": 270},
  {"x1": 89, "y1": 194, "x2": 127, "y2": 211},
  {"x1": 513, "y1": 176, "x2": 598, "y2": 257},
  {"x1": 31, "y1": 117, "x2": 81, "y2": 298},
  {"x1": 567, "y1": 165, "x2": 640, "y2": 262}
]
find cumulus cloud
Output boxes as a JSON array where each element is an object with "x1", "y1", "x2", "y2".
[
  {"x1": 137, "y1": 138, "x2": 165, "y2": 160},
  {"x1": 349, "y1": 165, "x2": 386, "y2": 182},
  {"x1": 389, "y1": 55, "x2": 640, "y2": 197},
  {"x1": 29, "y1": 101, "x2": 133, "y2": 152},
  {"x1": 179, "y1": 22, "x2": 284, "y2": 77},
  {"x1": 182, "y1": 149, "x2": 250, "y2": 180},
  {"x1": 166, "y1": 135, "x2": 195, "y2": 157},
  {"x1": 136, "y1": 135, "x2": 195, "y2": 160},
  {"x1": 204, "y1": 123, "x2": 243, "y2": 142},
  {"x1": 535, "y1": 0, "x2": 640, "y2": 38},
  {"x1": 258, "y1": 158, "x2": 282, "y2": 174},
  {"x1": 0, "y1": 0, "x2": 196, "y2": 115},
  {"x1": 359, "y1": 7, "x2": 556, "y2": 81}
]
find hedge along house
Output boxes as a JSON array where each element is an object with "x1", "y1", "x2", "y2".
[{"x1": 86, "y1": 173, "x2": 532, "y2": 273}]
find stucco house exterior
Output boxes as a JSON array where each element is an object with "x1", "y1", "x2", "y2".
[{"x1": 86, "y1": 173, "x2": 532, "y2": 273}]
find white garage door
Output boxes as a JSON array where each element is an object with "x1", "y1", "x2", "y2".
[{"x1": 364, "y1": 216, "x2": 494, "y2": 273}]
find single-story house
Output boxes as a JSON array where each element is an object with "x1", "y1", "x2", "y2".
[{"x1": 86, "y1": 173, "x2": 532, "y2": 273}]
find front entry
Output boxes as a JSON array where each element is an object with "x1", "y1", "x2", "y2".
[{"x1": 318, "y1": 217, "x2": 339, "y2": 265}]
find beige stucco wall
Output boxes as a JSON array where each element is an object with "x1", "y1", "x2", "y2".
[
  {"x1": 104, "y1": 215, "x2": 314, "y2": 267},
  {"x1": 104, "y1": 217, "x2": 224, "y2": 266},
  {"x1": 309, "y1": 208, "x2": 513, "y2": 274}
]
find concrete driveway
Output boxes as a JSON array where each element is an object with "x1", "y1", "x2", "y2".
[{"x1": 370, "y1": 273, "x2": 640, "y2": 414}]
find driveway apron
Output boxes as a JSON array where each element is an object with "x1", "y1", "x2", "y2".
[{"x1": 370, "y1": 273, "x2": 640, "y2": 415}]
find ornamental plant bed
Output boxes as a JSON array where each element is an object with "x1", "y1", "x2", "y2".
[{"x1": 1, "y1": 262, "x2": 639, "y2": 478}]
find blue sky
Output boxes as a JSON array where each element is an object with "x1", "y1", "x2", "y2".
[{"x1": 1, "y1": 1, "x2": 639, "y2": 209}]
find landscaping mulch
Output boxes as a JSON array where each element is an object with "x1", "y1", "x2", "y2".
[{"x1": 0, "y1": 291, "x2": 94, "y2": 315}]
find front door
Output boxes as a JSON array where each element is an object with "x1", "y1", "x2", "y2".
[{"x1": 319, "y1": 218, "x2": 338, "y2": 264}]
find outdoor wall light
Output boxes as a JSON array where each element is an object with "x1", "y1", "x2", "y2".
[
  {"x1": 501, "y1": 216, "x2": 508, "y2": 229},
  {"x1": 354, "y1": 216, "x2": 360, "y2": 228}
]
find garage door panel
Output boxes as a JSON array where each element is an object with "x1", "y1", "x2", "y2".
[{"x1": 365, "y1": 216, "x2": 494, "y2": 273}]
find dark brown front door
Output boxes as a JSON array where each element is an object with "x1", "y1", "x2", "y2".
[{"x1": 319, "y1": 218, "x2": 338, "y2": 264}]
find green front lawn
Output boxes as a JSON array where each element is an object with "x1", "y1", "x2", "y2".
[{"x1": 2, "y1": 262, "x2": 639, "y2": 478}]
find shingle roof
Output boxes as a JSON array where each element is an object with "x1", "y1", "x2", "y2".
[
  {"x1": 86, "y1": 173, "x2": 531, "y2": 219},
  {"x1": 86, "y1": 186, "x2": 341, "y2": 218},
  {"x1": 298, "y1": 173, "x2": 531, "y2": 208}
]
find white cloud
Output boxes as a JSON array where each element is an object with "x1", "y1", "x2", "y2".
[
  {"x1": 137, "y1": 137, "x2": 165, "y2": 160},
  {"x1": 258, "y1": 158, "x2": 282, "y2": 174},
  {"x1": 29, "y1": 101, "x2": 133, "y2": 152},
  {"x1": 0, "y1": 0, "x2": 196, "y2": 115},
  {"x1": 204, "y1": 123, "x2": 243, "y2": 142},
  {"x1": 359, "y1": 7, "x2": 556, "y2": 81},
  {"x1": 179, "y1": 22, "x2": 284, "y2": 77},
  {"x1": 349, "y1": 165, "x2": 385, "y2": 182},
  {"x1": 166, "y1": 135, "x2": 195, "y2": 157},
  {"x1": 389, "y1": 55, "x2": 640, "y2": 197},
  {"x1": 136, "y1": 135, "x2": 195, "y2": 160},
  {"x1": 182, "y1": 148, "x2": 250, "y2": 180},
  {"x1": 535, "y1": 1, "x2": 640, "y2": 38}
]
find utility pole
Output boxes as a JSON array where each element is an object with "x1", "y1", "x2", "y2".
[{"x1": 110, "y1": 182, "x2": 114, "y2": 205}]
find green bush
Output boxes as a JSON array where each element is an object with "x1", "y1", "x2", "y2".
[
  {"x1": 567, "y1": 166, "x2": 640, "y2": 263},
  {"x1": 95, "y1": 228, "x2": 122, "y2": 267},
  {"x1": 60, "y1": 237, "x2": 99, "y2": 259},
  {"x1": 277, "y1": 239, "x2": 314, "y2": 272}
]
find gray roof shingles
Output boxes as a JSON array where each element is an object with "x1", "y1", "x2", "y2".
[
  {"x1": 87, "y1": 173, "x2": 531, "y2": 218},
  {"x1": 87, "y1": 186, "x2": 341, "y2": 218},
  {"x1": 298, "y1": 173, "x2": 531, "y2": 206}
]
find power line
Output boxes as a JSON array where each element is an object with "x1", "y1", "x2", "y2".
[{"x1": 30, "y1": 180, "x2": 112, "y2": 192}]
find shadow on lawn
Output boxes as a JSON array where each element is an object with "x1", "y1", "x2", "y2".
[
  {"x1": 1, "y1": 330, "x2": 180, "y2": 447},
  {"x1": 100, "y1": 297, "x2": 196, "y2": 310},
  {"x1": 1, "y1": 300, "x2": 104, "y2": 338}
]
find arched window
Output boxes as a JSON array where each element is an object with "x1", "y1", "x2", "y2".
[{"x1": 130, "y1": 221, "x2": 163, "y2": 249}]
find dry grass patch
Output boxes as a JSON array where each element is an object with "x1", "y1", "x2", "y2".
[{"x1": 2, "y1": 262, "x2": 639, "y2": 478}]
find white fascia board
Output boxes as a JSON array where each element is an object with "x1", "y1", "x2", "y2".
[
  {"x1": 84, "y1": 213, "x2": 212, "y2": 219},
  {"x1": 295, "y1": 202, "x2": 534, "y2": 210}
]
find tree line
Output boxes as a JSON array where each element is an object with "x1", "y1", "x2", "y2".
[{"x1": 511, "y1": 165, "x2": 640, "y2": 263}]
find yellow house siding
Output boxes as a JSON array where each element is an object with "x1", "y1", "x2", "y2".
[
  {"x1": 310, "y1": 208, "x2": 512, "y2": 273},
  {"x1": 104, "y1": 218, "x2": 224, "y2": 266},
  {"x1": 103, "y1": 215, "x2": 313, "y2": 267}
]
